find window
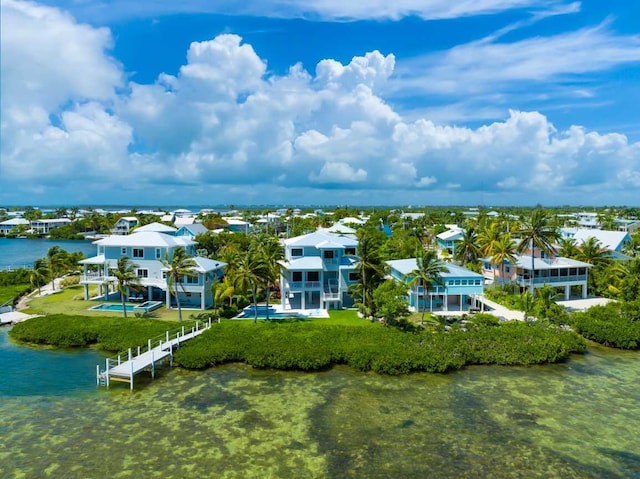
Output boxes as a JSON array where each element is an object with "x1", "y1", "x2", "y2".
[
  {"x1": 184, "y1": 275, "x2": 199, "y2": 284},
  {"x1": 133, "y1": 248, "x2": 144, "y2": 258},
  {"x1": 461, "y1": 280, "x2": 467, "y2": 285},
  {"x1": 307, "y1": 271, "x2": 319, "y2": 282},
  {"x1": 475, "y1": 280, "x2": 481, "y2": 285},
  {"x1": 345, "y1": 248, "x2": 356, "y2": 256},
  {"x1": 162, "y1": 272, "x2": 167, "y2": 279},
  {"x1": 349, "y1": 272, "x2": 360, "y2": 281},
  {"x1": 454, "y1": 280, "x2": 461, "y2": 285},
  {"x1": 121, "y1": 247, "x2": 127, "y2": 255},
  {"x1": 505, "y1": 266, "x2": 510, "y2": 273},
  {"x1": 323, "y1": 250, "x2": 334, "y2": 259},
  {"x1": 291, "y1": 248, "x2": 303, "y2": 257},
  {"x1": 136, "y1": 269, "x2": 148, "y2": 278},
  {"x1": 292, "y1": 272, "x2": 302, "y2": 282},
  {"x1": 155, "y1": 248, "x2": 162, "y2": 259}
]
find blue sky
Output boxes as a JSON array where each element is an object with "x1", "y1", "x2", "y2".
[{"x1": 1, "y1": 0, "x2": 639, "y2": 207}]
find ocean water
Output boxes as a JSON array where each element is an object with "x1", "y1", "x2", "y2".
[
  {"x1": 1, "y1": 327, "x2": 639, "y2": 478},
  {"x1": 0, "y1": 238, "x2": 97, "y2": 269}
]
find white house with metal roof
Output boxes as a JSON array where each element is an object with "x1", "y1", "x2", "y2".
[
  {"x1": 280, "y1": 231, "x2": 359, "y2": 310},
  {"x1": 387, "y1": 259, "x2": 484, "y2": 312},
  {"x1": 436, "y1": 227, "x2": 465, "y2": 254},
  {"x1": 133, "y1": 222, "x2": 177, "y2": 234},
  {"x1": 30, "y1": 218, "x2": 71, "y2": 235},
  {"x1": 176, "y1": 223, "x2": 209, "y2": 238},
  {"x1": 0, "y1": 218, "x2": 30, "y2": 235},
  {"x1": 79, "y1": 231, "x2": 225, "y2": 309},
  {"x1": 482, "y1": 254, "x2": 592, "y2": 299}
]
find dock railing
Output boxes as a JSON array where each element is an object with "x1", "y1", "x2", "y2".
[{"x1": 97, "y1": 319, "x2": 211, "y2": 389}]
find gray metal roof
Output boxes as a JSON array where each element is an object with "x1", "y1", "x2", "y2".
[{"x1": 386, "y1": 259, "x2": 483, "y2": 278}]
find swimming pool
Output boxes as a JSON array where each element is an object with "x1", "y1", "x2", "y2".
[{"x1": 89, "y1": 301, "x2": 163, "y2": 313}]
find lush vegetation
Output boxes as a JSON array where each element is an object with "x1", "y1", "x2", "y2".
[
  {"x1": 9, "y1": 314, "x2": 196, "y2": 351},
  {"x1": 0, "y1": 268, "x2": 33, "y2": 305},
  {"x1": 172, "y1": 318, "x2": 585, "y2": 374},
  {"x1": 570, "y1": 301, "x2": 640, "y2": 349}
]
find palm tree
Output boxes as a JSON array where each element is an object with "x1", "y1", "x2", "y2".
[
  {"x1": 110, "y1": 256, "x2": 141, "y2": 318},
  {"x1": 46, "y1": 246, "x2": 69, "y2": 292},
  {"x1": 162, "y1": 248, "x2": 197, "y2": 322},
  {"x1": 251, "y1": 234, "x2": 284, "y2": 321},
  {"x1": 576, "y1": 237, "x2": 609, "y2": 266},
  {"x1": 490, "y1": 236, "x2": 517, "y2": 285},
  {"x1": 353, "y1": 228, "x2": 386, "y2": 318},
  {"x1": 517, "y1": 210, "x2": 560, "y2": 295},
  {"x1": 558, "y1": 238, "x2": 580, "y2": 258},
  {"x1": 537, "y1": 283, "x2": 562, "y2": 314},
  {"x1": 478, "y1": 221, "x2": 502, "y2": 257},
  {"x1": 405, "y1": 250, "x2": 447, "y2": 327},
  {"x1": 30, "y1": 259, "x2": 49, "y2": 295},
  {"x1": 454, "y1": 225, "x2": 480, "y2": 265},
  {"x1": 230, "y1": 250, "x2": 267, "y2": 323}
]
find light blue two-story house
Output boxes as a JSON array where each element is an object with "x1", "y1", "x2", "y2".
[
  {"x1": 280, "y1": 231, "x2": 359, "y2": 311},
  {"x1": 387, "y1": 259, "x2": 484, "y2": 312},
  {"x1": 79, "y1": 231, "x2": 225, "y2": 310}
]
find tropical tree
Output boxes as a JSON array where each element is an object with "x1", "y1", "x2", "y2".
[
  {"x1": 110, "y1": 256, "x2": 141, "y2": 318},
  {"x1": 536, "y1": 283, "x2": 562, "y2": 315},
  {"x1": 372, "y1": 280, "x2": 410, "y2": 327},
  {"x1": 487, "y1": 235, "x2": 516, "y2": 285},
  {"x1": 405, "y1": 249, "x2": 448, "y2": 327},
  {"x1": 229, "y1": 249, "x2": 267, "y2": 323},
  {"x1": 162, "y1": 248, "x2": 197, "y2": 322},
  {"x1": 454, "y1": 225, "x2": 481, "y2": 265},
  {"x1": 352, "y1": 228, "x2": 386, "y2": 318},
  {"x1": 516, "y1": 209, "x2": 560, "y2": 294},
  {"x1": 576, "y1": 237, "x2": 609, "y2": 266},
  {"x1": 250, "y1": 234, "x2": 284, "y2": 321},
  {"x1": 478, "y1": 221, "x2": 502, "y2": 257},
  {"x1": 558, "y1": 238, "x2": 580, "y2": 258},
  {"x1": 30, "y1": 259, "x2": 49, "y2": 295},
  {"x1": 46, "y1": 246, "x2": 69, "y2": 291}
]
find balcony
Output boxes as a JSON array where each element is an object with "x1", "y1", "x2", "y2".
[
  {"x1": 323, "y1": 292, "x2": 340, "y2": 301},
  {"x1": 516, "y1": 275, "x2": 587, "y2": 285}
]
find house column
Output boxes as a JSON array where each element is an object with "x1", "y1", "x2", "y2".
[
  {"x1": 201, "y1": 289, "x2": 205, "y2": 310},
  {"x1": 83, "y1": 283, "x2": 89, "y2": 301},
  {"x1": 582, "y1": 283, "x2": 588, "y2": 299},
  {"x1": 302, "y1": 291, "x2": 306, "y2": 310},
  {"x1": 444, "y1": 292, "x2": 448, "y2": 311},
  {"x1": 460, "y1": 295, "x2": 463, "y2": 311},
  {"x1": 148, "y1": 286, "x2": 152, "y2": 301},
  {"x1": 165, "y1": 288, "x2": 171, "y2": 308},
  {"x1": 565, "y1": 285, "x2": 571, "y2": 300}
]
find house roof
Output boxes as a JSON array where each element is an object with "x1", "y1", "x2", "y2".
[
  {"x1": 284, "y1": 231, "x2": 357, "y2": 248},
  {"x1": 174, "y1": 216, "x2": 197, "y2": 226},
  {"x1": 134, "y1": 222, "x2": 177, "y2": 233},
  {"x1": 386, "y1": 259, "x2": 483, "y2": 278},
  {"x1": 191, "y1": 257, "x2": 226, "y2": 273},
  {"x1": 177, "y1": 224, "x2": 208, "y2": 236},
  {"x1": 93, "y1": 232, "x2": 195, "y2": 248},
  {"x1": 437, "y1": 229, "x2": 464, "y2": 241},
  {"x1": 118, "y1": 216, "x2": 138, "y2": 222},
  {"x1": 561, "y1": 228, "x2": 630, "y2": 252},
  {"x1": 79, "y1": 254, "x2": 106, "y2": 265},
  {"x1": 320, "y1": 223, "x2": 357, "y2": 234},
  {"x1": 281, "y1": 256, "x2": 324, "y2": 270},
  {"x1": 0, "y1": 218, "x2": 29, "y2": 226},
  {"x1": 485, "y1": 254, "x2": 593, "y2": 270},
  {"x1": 339, "y1": 217, "x2": 366, "y2": 225}
]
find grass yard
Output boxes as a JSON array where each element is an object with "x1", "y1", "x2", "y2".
[
  {"x1": 22, "y1": 285, "x2": 191, "y2": 322},
  {"x1": 0, "y1": 284, "x2": 31, "y2": 305}
]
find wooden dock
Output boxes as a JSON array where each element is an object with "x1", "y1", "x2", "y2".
[{"x1": 97, "y1": 320, "x2": 211, "y2": 390}]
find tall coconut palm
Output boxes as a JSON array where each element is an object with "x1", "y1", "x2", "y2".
[
  {"x1": 230, "y1": 249, "x2": 267, "y2": 323},
  {"x1": 110, "y1": 256, "x2": 141, "y2": 318},
  {"x1": 46, "y1": 246, "x2": 69, "y2": 292},
  {"x1": 405, "y1": 250, "x2": 448, "y2": 327},
  {"x1": 517, "y1": 209, "x2": 560, "y2": 295},
  {"x1": 30, "y1": 259, "x2": 49, "y2": 296},
  {"x1": 490, "y1": 236, "x2": 517, "y2": 285},
  {"x1": 454, "y1": 225, "x2": 481, "y2": 265},
  {"x1": 251, "y1": 234, "x2": 284, "y2": 321},
  {"x1": 478, "y1": 221, "x2": 502, "y2": 257},
  {"x1": 353, "y1": 228, "x2": 386, "y2": 318},
  {"x1": 162, "y1": 248, "x2": 197, "y2": 322}
]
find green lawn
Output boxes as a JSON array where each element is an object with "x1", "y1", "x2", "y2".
[
  {"x1": 0, "y1": 284, "x2": 31, "y2": 305},
  {"x1": 23, "y1": 285, "x2": 192, "y2": 322}
]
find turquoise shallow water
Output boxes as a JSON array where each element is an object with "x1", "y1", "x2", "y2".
[{"x1": 1, "y1": 327, "x2": 639, "y2": 478}]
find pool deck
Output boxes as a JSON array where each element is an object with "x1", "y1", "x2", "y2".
[{"x1": 236, "y1": 305, "x2": 330, "y2": 319}]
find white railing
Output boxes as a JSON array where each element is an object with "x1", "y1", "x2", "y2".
[
  {"x1": 305, "y1": 281, "x2": 320, "y2": 288},
  {"x1": 323, "y1": 292, "x2": 340, "y2": 300},
  {"x1": 517, "y1": 275, "x2": 587, "y2": 285}
]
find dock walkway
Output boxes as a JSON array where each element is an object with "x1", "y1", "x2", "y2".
[{"x1": 98, "y1": 320, "x2": 211, "y2": 390}]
